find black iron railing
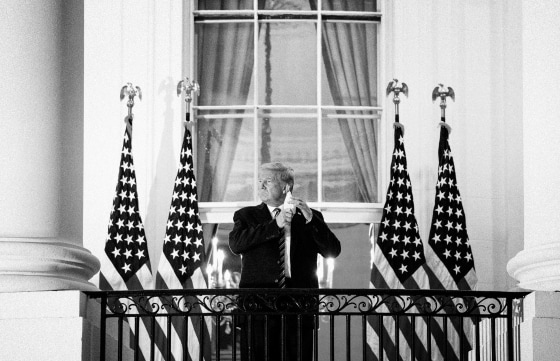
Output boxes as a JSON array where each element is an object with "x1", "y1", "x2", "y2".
[{"x1": 85, "y1": 289, "x2": 530, "y2": 361}]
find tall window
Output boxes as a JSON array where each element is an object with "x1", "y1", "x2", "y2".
[{"x1": 190, "y1": 0, "x2": 383, "y2": 224}]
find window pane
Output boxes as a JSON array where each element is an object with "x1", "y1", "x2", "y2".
[
  {"x1": 259, "y1": 113, "x2": 318, "y2": 201},
  {"x1": 321, "y1": 21, "x2": 378, "y2": 107},
  {"x1": 322, "y1": 0, "x2": 378, "y2": 12},
  {"x1": 258, "y1": 22, "x2": 317, "y2": 105},
  {"x1": 196, "y1": 22, "x2": 255, "y2": 106},
  {"x1": 196, "y1": 113, "x2": 254, "y2": 202},
  {"x1": 259, "y1": 0, "x2": 311, "y2": 11},
  {"x1": 198, "y1": 0, "x2": 254, "y2": 10},
  {"x1": 322, "y1": 110, "x2": 380, "y2": 203}
]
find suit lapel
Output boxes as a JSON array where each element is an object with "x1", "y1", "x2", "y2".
[{"x1": 256, "y1": 202, "x2": 272, "y2": 221}]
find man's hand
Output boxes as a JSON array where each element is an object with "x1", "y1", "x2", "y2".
[
  {"x1": 289, "y1": 197, "x2": 313, "y2": 222},
  {"x1": 275, "y1": 208, "x2": 294, "y2": 228}
]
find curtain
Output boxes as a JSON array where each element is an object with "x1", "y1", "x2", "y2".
[
  {"x1": 196, "y1": 0, "x2": 264, "y2": 256},
  {"x1": 196, "y1": 0, "x2": 264, "y2": 203},
  {"x1": 310, "y1": 0, "x2": 379, "y2": 203}
]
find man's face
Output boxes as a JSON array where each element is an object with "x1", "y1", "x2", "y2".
[{"x1": 258, "y1": 169, "x2": 286, "y2": 206}]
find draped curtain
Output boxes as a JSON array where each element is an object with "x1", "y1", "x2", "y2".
[
  {"x1": 196, "y1": 0, "x2": 265, "y2": 256},
  {"x1": 310, "y1": 0, "x2": 379, "y2": 203},
  {"x1": 196, "y1": 0, "x2": 264, "y2": 203}
]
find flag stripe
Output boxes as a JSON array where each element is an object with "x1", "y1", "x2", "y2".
[
  {"x1": 370, "y1": 261, "x2": 430, "y2": 360},
  {"x1": 154, "y1": 266, "x2": 212, "y2": 361},
  {"x1": 425, "y1": 122, "x2": 478, "y2": 360},
  {"x1": 99, "y1": 271, "x2": 168, "y2": 361},
  {"x1": 372, "y1": 257, "x2": 462, "y2": 361},
  {"x1": 154, "y1": 126, "x2": 211, "y2": 361},
  {"x1": 99, "y1": 119, "x2": 170, "y2": 361},
  {"x1": 368, "y1": 123, "x2": 465, "y2": 361},
  {"x1": 368, "y1": 124, "x2": 429, "y2": 360}
]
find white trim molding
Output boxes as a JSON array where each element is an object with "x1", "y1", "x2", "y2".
[
  {"x1": 0, "y1": 238, "x2": 100, "y2": 292},
  {"x1": 507, "y1": 243, "x2": 560, "y2": 291}
]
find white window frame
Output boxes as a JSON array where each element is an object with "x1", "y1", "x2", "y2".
[{"x1": 185, "y1": 0, "x2": 389, "y2": 224}]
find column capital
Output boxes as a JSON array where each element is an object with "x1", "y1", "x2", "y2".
[
  {"x1": 0, "y1": 238, "x2": 100, "y2": 292},
  {"x1": 507, "y1": 243, "x2": 560, "y2": 291}
]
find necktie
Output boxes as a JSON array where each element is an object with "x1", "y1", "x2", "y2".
[{"x1": 273, "y1": 208, "x2": 286, "y2": 288}]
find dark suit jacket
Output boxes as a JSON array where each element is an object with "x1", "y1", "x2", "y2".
[{"x1": 229, "y1": 202, "x2": 341, "y2": 288}]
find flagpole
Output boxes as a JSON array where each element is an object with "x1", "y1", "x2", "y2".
[
  {"x1": 120, "y1": 82, "x2": 142, "y2": 133},
  {"x1": 432, "y1": 83, "x2": 455, "y2": 123},
  {"x1": 177, "y1": 77, "x2": 200, "y2": 123},
  {"x1": 386, "y1": 78, "x2": 408, "y2": 133},
  {"x1": 386, "y1": 78, "x2": 409, "y2": 122}
]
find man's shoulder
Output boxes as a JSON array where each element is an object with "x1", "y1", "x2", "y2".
[
  {"x1": 310, "y1": 207, "x2": 323, "y2": 216},
  {"x1": 308, "y1": 207, "x2": 325, "y2": 221},
  {"x1": 235, "y1": 203, "x2": 267, "y2": 216}
]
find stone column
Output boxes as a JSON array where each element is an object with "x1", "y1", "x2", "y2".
[
  {"x1": 0, "y1": 2, "x2": 99, "y2": 359},
  {"x1": 506, "y1": 0, "x2": 560, "y2": 293},
  {"x1": 506, "y1": 1, "x2": 560, "y2": 360},
  {"x1": 0, "y1": 1, "x2": 99, "y2": 293}
]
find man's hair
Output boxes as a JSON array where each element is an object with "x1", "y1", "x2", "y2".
[{"x1": 261, "y1": 162, "x2": 294, "y2": 190}]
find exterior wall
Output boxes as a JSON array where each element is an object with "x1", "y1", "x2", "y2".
[
  {"x1": 387, "y1": 0, "x2": 523, "y2": 291},
  {"x1": 0, "y1": 291, "x2": 86, "y2": 361},
  {"x1": 84, "y1": 1, "x2": 185, "y2": 274}
]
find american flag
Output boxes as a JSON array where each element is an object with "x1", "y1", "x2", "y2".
[
  {"x1": 372, "y1": 124, "x2": 426, "y2": 285},
  {"x1": 424, "y1": 122, "x2": 478, "y2": 360},
  {"x1": 367, "y1": 122, "x2": 459, "y2": 361},
  {"x1": 154, "y1": 126, "x2": 211, "y2": 361},
  {"x1": 103, "y1": 120, "x2": 150, "y2": 283},
  {"x1": 367, "y1": 123, "x2": 430, "y2": 360},
  {"x1": 427, "y1": 123, "x2": 477, "y2": 290},
  {"x1": 99, "y1": 117, "x2": 165, "y2": 361}
]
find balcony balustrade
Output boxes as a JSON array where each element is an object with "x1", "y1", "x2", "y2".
[{"x1": 85, "y1": 288, "x2": 529, "y2": 361}]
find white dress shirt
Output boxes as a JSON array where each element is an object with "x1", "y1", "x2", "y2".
[{"x1": 268, "y1": 205, "x2": 292, "y2": 278}]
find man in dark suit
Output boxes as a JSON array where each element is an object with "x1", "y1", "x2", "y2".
[{"x1": 229, "y1": 162, "x2": 341, "y2": 361}]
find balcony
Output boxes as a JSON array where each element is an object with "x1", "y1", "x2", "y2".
[{"x1": 85, "y1": 288, "x2": 529, "y2": 361}]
